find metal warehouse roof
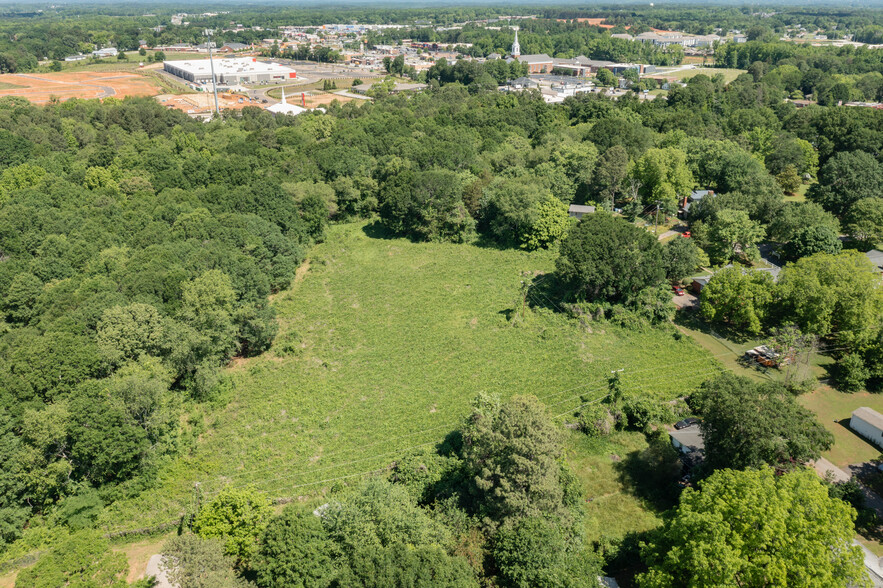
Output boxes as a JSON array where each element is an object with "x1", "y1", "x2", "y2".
[{"x1": 164, "y1": 57, "x2": 295, "y2": 77}]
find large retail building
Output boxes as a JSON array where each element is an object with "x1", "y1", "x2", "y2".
[{"x1": 163, "y1": 58, "x2": 296, "y2": 85}]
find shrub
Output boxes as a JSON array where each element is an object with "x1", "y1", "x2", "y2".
[
  {"x1": 577, "y1": 404, "x2": 614, "y2": 437},
  {"x1": 837, "y1": 354, "x2": 870, "y2": 393},
  {"x1": 194, "y1": 486, "x2": 273, "y2": 565}
]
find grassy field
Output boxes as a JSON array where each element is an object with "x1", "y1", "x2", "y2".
[
  {"x1": 799, "y1": 387, "x2": 883, "y2": 468},
  {"x1": 660, "y1": 67, "x2": 747, "y2": 84},
  {"x1": 566, "y1": 430, "x2": 664, "y2": 543},
  {"x1": 97, "y1": 220, "x2": 721, "y2": 534}
]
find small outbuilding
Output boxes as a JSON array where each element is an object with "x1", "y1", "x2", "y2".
[
  {"x1": 851, "y1": 407, "x2": 883, "y2": 449},
  {"x1": 669, "y1": 426, "x2": 704, "y2": 455},
  {"x1": 568, "y1": 204, "x2": 596, "y2": 219},
  {"x1": 691, "y1": 275, "x2": 711, "y2": 294}
]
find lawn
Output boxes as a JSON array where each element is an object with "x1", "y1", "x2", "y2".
[
  {"x1": 799, "y1": 386, "x2": 883, "y2": 468},
  {"x1": 675, "y1": 311, "x2": 834, "y2": 385},
  {"x1": 784, "y1": 181, "x2": 814, "y2": 203},
  {"x1": 662, "y1": 67, "x2": 747, "y2": 84},
  {"x1": 97, "y1": 220, "x2": 721, "y2": 534}
]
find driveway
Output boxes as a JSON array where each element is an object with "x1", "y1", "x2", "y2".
[
  {"x1": 814, "y1": 459, "x2": 883, "y2": 519},
  {"x1": 672, "y1": 292, "x2": 698, "y2": 309},
  {"x1": 144, "y1": 554, "x2": 174, "y2": 588},
  {"x1": 757, "y1": 243, "x2": 783, "y2": 280}
]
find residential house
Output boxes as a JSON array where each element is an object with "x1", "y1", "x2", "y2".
[
  {"x1": 691, "y1": 276, "x2": 711, "y2": 294},
  {"x1": 669, "y1": 426, "x2": 704, "y2": 455},
  {"x1": 568, "y1": 204, "x2": 596, "y2": 219}
]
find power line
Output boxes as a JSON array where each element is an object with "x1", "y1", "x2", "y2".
[{"x1": 206, "y1": 349, "x2": 732, "y2": 488}]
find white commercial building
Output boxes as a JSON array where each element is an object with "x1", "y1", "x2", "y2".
[
  {"x1": 851, "y1": 407, "x2": 883, "y2": 449},
  {"x1": 163, "y1": 57, "x2": 296, "y2": 86}
]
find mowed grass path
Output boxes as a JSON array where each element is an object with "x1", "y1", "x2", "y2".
[{"x1": 101, "y1": 221, "x2": 720, "y2": 532}]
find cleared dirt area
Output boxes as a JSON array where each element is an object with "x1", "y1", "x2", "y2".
[
  {"x1": 156, "y1": 92, "x2": 256, "y2": 114},
  {"x1": 115, "y1": 534, "x2": 172, "y2": 583},
  {"x1": 0, "y1": 71, "x2": 161, "y2": 104}
]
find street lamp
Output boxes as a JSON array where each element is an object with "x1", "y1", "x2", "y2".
[{"x1": 204, "y1": 29, "x2": 220, "y2": 116}]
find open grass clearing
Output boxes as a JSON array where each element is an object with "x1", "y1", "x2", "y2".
[
  {"x1": 662, "y1": 67, "x2": 746, "y2": 84},
  {"x1": 799, "y1": 386, "x2": 883, "y2": 468},
  {"x1": 675, "y1": 311, "x2": 833, "y2": 385},
  {"x1": 98, "y1": 220, "x2": 720, "y2": 536},
  {"x1": 784, "y1": 181, "x2": 814, "y2": 202},
  {"x1": 114, "y1": 534, "x2": 174, "y2": 584},
  {"x1": 565, "y1": 430, "x2": 663, "y2": 544}
]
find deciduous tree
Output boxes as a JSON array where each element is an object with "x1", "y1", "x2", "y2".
[
  {"x1": 556, "y1": 212, "x2": 664, "y2": 302},
  {"x1": 706, "y1": 209, "x2": 765, "y2": 263},
  {"x1": 194, "y1": 486, "x2": 273, "y2": 565},
  {"x1": 692, "y1": 373, "x2": 833, "y2": 471},
  {"x1": 638, "y1": 467, "x2": 866, "y2": 588}
]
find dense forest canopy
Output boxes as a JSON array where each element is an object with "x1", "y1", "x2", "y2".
[
  {"x1": 2, "y1": 4, "x2": 883, "y2": 70},
  {"x1": 1, "y1": 2, "x2": 883, "y2": 586}
]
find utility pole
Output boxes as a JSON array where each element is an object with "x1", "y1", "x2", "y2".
[
  {"x1": 520, "y1": 280, "x2": 528, "y2": 320},
  {"x1": 204, "y1": 29, "x2": 220, "y2": 117},
  {"x1": 654, "y1": 200, "x2": 661, "y2": 235}
]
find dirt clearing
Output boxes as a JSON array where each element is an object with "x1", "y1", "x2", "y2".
[{"x1": 0, "y1": 71, "x2": 161, "y2": 104}]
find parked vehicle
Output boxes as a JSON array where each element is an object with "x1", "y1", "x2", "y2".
[
  {"x1": 745, "y1": 345, "x2": 794, "y2": 368},
  {"x1": 674, "y1": 417, "x2": 700, "y2": 430},
  {"x1": 683, "y1": 231, "x2": 691, "y2": 238},
  {"x1": 672, "y1": 285, "x2": 685, "y2": 296}
]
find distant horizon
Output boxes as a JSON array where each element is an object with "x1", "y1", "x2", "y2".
[{"x1": 4, "y1": 0, "x2": 883, "y2": 8}]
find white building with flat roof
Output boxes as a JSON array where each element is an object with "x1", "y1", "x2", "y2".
[{"x1": 163, "y1": 57, "x2": 296, "y2": 85}]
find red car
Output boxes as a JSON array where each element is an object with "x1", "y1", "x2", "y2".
[
  {"x1": 672, "y1": 285, "x2": 685, "y2": 296},
  {"x1": 682, "y1": 231, "x2": 691, "y2": 238}
]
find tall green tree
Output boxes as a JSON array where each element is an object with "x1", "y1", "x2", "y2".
[
  {"x1": 254, "y1": 507, "x2": 339, "y2": 588},
  {"x1": 807, "y1": 150, "x2": 883, "y2": 217},
  {"x1": 632, "y1": 147, "x2": 695, "y2": 210},
  {"x1": 784, "y1": 224, "x2": 842, "y2": 260},
  {"x1": 692, "y1": 373, "x2": 833, "y2": 472},
  {"x1": 461, "y1": 394, "x2": 575, "y2": 527},
  {"x1": 846, "y1": 197, "x2": 883, "y2": 249},
  {"x1": 493, "y1": 516, "x2": 599, "y2": 588},
  {"x1": 700, "y1": 267, "x2": 773, "y2": 337},
  {"x1": 775, "y1": 250, "x2": 883, "y2": 349},
  {"x1": 638, "y1": 467, "x2": 867, "y2": 588},
  {"x1": 661, "y1": 237, "x2": 704, "y2": 282},
  {"x1": 706, "y1": 209, "x2": 765, "y2": 264},
  {"x1": 194, "y1": 486, "x2": 273, "y2": 565},
  {"x1": 556, "y1": 212, "x2": 664, "y2": 302}
]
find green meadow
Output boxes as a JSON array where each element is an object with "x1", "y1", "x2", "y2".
[{"x1": 100, "y1": 221, "x2": 721, "y2": 539}]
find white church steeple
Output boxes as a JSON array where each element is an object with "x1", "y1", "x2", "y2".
[{"x1": 511, "y1": 29, "x2": 521, "y2": 58}]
